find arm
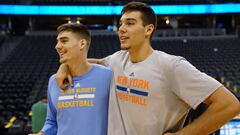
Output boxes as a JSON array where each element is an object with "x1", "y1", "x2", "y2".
[
  {"x1": 55, "y1": 58, "x2": 105, "y2": 89},
  {"x1": 165, "y1": 86, "x2": 240, "y2": 135},
  {"x1": 40, "y1": 92, "x2": 58, "y2": 135},
  {"x1": 55, "y1": 64, "x2": 73, "y2": 88},
  {"x1": 28, "y1": 93, "x2": 57, "y2": 135},
  {"x1": 88, "y1": 58, "x2": 105, "y2": 65}
]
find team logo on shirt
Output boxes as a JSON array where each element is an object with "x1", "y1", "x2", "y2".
[
  {"x1": 116, "y1": 75, "x2": 149, "y2": 107},
  {"x1": 75, "y1": 82, "x2": 80, "y2": 88},
  {"x1": 57, "y1": 88, "x2": 96, "y2": 109},
  {"x1": 129, "y1": 72, "x2": 134, "y2": 77}
]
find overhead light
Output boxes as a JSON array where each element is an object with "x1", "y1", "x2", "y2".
[
  {"x1": 166, "y1": 19, "x2": 170, "y2": 24},
  {"x1": 76, "y1": 20, "x2": 80, "y2": 24},
  {"x1": 68, "y1": 20, "x2": 71, "y2": 23}
]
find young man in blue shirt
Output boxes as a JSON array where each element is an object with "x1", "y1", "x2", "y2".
[{"x1": 29, "y1": 23, "x2": 112, "y2": 135}]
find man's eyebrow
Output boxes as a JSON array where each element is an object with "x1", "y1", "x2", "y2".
[
  {"x1": 120, "y1": 18, "x2": 137, "y2": 22},
  {"x1": 56, "y1": 37, "x2": 69, "y2": 41},
  {"x1": 126, "y1": 18, "x2": 137, "y2": 21}
]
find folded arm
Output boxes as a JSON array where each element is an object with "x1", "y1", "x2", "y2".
[{"x1": 165, "y1": 86, "x2": 240, "y2": 135}]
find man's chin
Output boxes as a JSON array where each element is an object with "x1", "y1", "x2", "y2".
[
  {"x1": 121, "y1": 45, "x2": 130, "y2": 50},
  {"x1": 59, "y1": 59, "x2": 67, "y2": 64}
]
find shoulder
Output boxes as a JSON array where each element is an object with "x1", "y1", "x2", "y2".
[
  {"x1": 109, "y1": 50, "x2": 128, "y2": 59},
  {"x1": 154, "y1": 50, "x2": 180, "y2": 60},
  {"x1": 103, "y1": 50, "x2": 129, "y2": 66},
  {"x1": 93, "y1": 64, "x2": 112, "y2": 71},
  {"x1": 152, "y1": 50, "x2": 190, "y2": 78},
  {"x1": 93, "y1": 64, "x2": 112, "y2": 75},
  {"x1": 154, "y1": 50, "x2": 184, "y2": 66},
  {"x1": 47, "y1": 74, "x2": 60, "y2": 91},
  {"x1": 48, "y1": 74, "x2": 57, "y2": 84},
  {"x1": 92, "y1": 64, "x2": 113, "y2": 82},
  {"x1": 32, "y1": 101, "x2": 40, "y2": 108}
]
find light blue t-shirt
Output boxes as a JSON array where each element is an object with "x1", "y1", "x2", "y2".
[{"x1": 41, "y1": 64, "x2": 112, "y2": 135}]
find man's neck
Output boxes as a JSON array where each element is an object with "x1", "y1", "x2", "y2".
[
  {"x1": 68, "y1": 60, "x2": 92, "y2": 77},
  {"x1": 129, "y1": 42, "x2": 154, "y2": 63}
]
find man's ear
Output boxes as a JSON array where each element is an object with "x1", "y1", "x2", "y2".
[
  {"x1": 78, "y1": 39, "x2": 87, "y2": 50},
  {"x1": 145, "y1": 24, "x2": 154, "y2": 37}
]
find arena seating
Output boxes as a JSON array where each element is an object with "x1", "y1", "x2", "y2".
[{"x1": 0, "y1": 35, "x2": 58, "y2": 134}]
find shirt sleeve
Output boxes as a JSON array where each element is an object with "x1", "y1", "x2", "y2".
[
  {"x1": 41, "y1": 77, "x2": 58, "y2": 135},
  {"x1": 103, "y1": 51, "x2": 124, "y2": 67},
  {"x1": 103, "y1": 55, "x2": 112, "y2": 67},
  {"x1": 171, "y1": 57, "x2": 222, "y2": 109}
]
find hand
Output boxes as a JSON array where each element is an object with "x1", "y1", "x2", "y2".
[{"x1": 56, "y1": 64, "x2": 73, "y2": 89}]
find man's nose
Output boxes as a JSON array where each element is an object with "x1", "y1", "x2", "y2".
[
  {"x1": 55, "y1": 42, "x2": 62, "y2": 51},
  {"x1": 118, "y1": 25, "x2": 126, "y2": 34}
]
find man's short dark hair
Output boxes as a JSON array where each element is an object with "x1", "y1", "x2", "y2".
[
  {"x1": 121, "y1": 2, "x2": 157, "y2": 39},
  {"x1": 57, "y1": 23, "x2": 91, "y2": 48}
]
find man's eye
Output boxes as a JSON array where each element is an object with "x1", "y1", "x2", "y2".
[{"x1": 126, "y1": 22, "x2": 134, "y2": 25}]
